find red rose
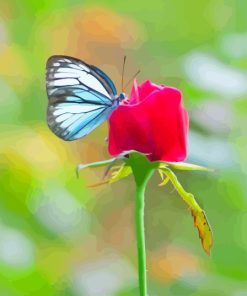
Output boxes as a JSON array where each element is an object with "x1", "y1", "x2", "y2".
[{"x1": 108, "y1": 80, "x2": 189, "y2": 162}]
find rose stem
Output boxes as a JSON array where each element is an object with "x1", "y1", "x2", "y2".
[{"x1": 129, "y1": 154, "x2": 154, "y2": 296}]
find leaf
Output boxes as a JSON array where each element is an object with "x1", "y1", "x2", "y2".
[
  {"x1": 160, "y1": 167, "x2": 213, "y2": 255},
  {"x1": 157, "y1": 161, "x2": 213, "y2": 172},
  {"x1": 109, "y1": 163, "x2": 132, "y2": 184},
  {"x1": 191, "y1": 209, "x2": 213, "y2": 255}
]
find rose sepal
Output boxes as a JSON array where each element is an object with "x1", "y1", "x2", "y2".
[{"x1": 154, "y1": 160, "x2": 213, "y2": 172}]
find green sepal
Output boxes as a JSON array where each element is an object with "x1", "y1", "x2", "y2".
[
  {"x1": 76, "y1": 158, "x2": 117, "y2": 178},
  {"x1": 156, "y1": 161, "x2": 213, "y2": 172},
  {"x1": 108, "y1": 151, "x2": 153, "y2": 184}
]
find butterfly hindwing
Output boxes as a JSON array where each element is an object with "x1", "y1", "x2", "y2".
[{"x1": 46, "y1": 55, "x2": 118, "y2": 141}]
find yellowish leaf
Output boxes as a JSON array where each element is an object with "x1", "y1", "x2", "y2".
[
  {"x1": 191, "y1": 209, "x2": 213, "y2": 255},
  {"x1": 158, "y1": 170, "x2": 170, "y2": 187},
  {"x1": 86, "y1": 163, "x2": 132, "y2": 187},
  {"x1": 109, "y1": 163, "x2": 132, "y2": 184},
  {"x1": 160, "y1": 167, "x2": 213, "y2": 255}
]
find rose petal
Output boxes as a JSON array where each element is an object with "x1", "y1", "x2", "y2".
[
  {"x1": 137, "y1": 80, "x2": 164, "y2": 101},
  {"x1": 108, "y1": 81, "x2": 189, "y2": 162}
]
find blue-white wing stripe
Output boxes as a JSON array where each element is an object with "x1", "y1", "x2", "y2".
[
  {"x1": 49, "y1": 86, "x2": 111, "y2": 105},
  {"x1": 90, "y1": 65, "x2": 117, "y2": 95},
  {"x1": 60, "y1": 108, "x2": 105, "y2": 139},
  {"x1": 68, "y1": 87, "x2": 112, "y2": 105},
  {"x1": 67, "y1": 109, "x2": 108, "y2": 140},
  {"x1": 60, "y1": 113, "x2": 83, "y2": 129},
  {"x1": 72, "y1": 86, "x2": 111, "y2": 104},
  {"x1": 55, "y1": 113, "x2": 71, "y2": 122},
  {"x1": 49, "y1": 78, "x2": 80, "y2": 87},
  {"x1": 53, "y1": 103, "x2": 104, "y2": 114},
  {"x1": 60, "y1": 114, "x2": 86, "y2": 130}
]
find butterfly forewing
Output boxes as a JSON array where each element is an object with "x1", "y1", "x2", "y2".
[
  {"x1": 46, "y1": 56, "x2": 116, "y2": 98},
  {"x1": 46, "y1": 55, "x2": 118, "y2": 141}
]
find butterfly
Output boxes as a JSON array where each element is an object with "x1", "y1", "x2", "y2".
[{"x1": 46, "y1": 55, "x2": 126, "y2": 141}]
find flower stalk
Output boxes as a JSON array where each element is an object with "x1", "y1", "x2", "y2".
[{"x1": 128, "y1": 153, "x2": 155, "y2": 296}]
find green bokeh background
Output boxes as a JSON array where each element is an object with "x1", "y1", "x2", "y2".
[{"x1": 1, "y1": 1, "x2": 247, "y2": 295}]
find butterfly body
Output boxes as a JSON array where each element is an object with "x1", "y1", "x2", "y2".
[{"x1": 46, "y1": 55, "x2": 126, "y2": 141}]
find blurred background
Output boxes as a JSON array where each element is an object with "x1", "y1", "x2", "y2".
[{"x1": 0, "y1": 0, "x2": 247, "y2": 295}]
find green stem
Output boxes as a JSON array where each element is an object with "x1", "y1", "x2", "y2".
[
  {"x1": 129, "y1": 154, "x2": 154, "y2": 296},
  {"x1": 135, "y1": 176, "x2": 149, "y2": 296}
]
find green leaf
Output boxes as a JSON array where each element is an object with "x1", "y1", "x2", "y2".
[
  {"x1": 109, "y1": 163, "x2": 133, "y2": 184},
  {"x1": 160, "y1": 167, "x2": 213, "y2": 255},
  {"x1": 156, "y1": 161, "x2": 213, "y2": 172}
]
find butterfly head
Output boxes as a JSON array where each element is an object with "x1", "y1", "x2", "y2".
[{"x1": 118, "y1": 92, "x2": 126, "y2": 102}]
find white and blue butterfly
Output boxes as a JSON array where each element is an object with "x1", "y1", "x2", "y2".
[{"x1": 46, "y1": 55, "x2": 126, "y2": 141}]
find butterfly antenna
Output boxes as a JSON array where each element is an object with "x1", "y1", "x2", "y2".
[
  {"x1": 121, "y1": 56, "x2": 126, "y2": 92},
  {"x1": 123, "y1": 69, "x2": 141, "y2": 90}
]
